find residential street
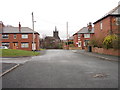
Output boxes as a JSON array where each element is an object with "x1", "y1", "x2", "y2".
[{"x1": 2, "y1": 50, "x2": 118, "y2": 88}]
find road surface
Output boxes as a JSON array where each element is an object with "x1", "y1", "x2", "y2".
[{"x1": 2, "y1": 50, "x2": 118, "y2": 88}]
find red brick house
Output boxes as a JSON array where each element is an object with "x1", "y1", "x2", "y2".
[
  {"x1": 73, "y1": 23, "x2": 94, "y2": 49},
  {"x1": 73, "y1": 33, "x2": 78, "y2": 47},
  {"x1": 0, "y1": 22, "x2": 40, "y2": 51},
  {"x1": 93, "y1": 5, "x2": 120, "y2": 38}
]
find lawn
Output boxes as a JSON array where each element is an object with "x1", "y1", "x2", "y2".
[{"x1": 0, "y1": 49, "x2": 40, "y2": 57}]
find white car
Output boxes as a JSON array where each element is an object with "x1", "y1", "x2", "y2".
[{"x1": 0, "y1": 46, "x2": 8, "y2": 49}]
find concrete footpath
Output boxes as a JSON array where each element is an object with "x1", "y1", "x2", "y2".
[{"x1": 72, "y1": 50, "x2": 119, "y2": 62}]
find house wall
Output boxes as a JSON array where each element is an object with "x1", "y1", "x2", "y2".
[
  {"x1": 80, "y1": 33, "x2": 94, "y2": 49},
  {"x1": 73, "y1": 34, "x2": 78, "y2": 47},
  {"x1": 2, "y1": 33, "x2": 40, "y2": 51},
  {"x1": 94, "y1": 16, "x2": 119, "y2": 38}
]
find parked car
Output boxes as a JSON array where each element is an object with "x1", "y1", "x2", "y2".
[{"x1": 0, "y1": 46, "x2": 8, "y2": 49}]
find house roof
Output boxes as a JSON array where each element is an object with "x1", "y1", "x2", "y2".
[
  {"x1": 68, "y1": 36, "x2": 74, "y2": 40},
  {"x1": 77, "y1": 27, "x2": 94, "y2": 34},
  {"x1": 1, "y1": 27, "x2": 39, "y2": 34},
  {"x1": 93, "y1": 5, "x2": 120, "y2": 24}
]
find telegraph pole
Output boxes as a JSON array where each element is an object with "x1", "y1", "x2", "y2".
[
  {"x1": 32, "y1": 12, "x2": 35, "y2": 51},
  {"x1": 66, "y1": 22, "x2": 69, "y2": 50}
]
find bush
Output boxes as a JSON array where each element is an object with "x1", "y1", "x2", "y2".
[
  {"x1": 89, "y1": 36, "x2": 97, "y2": 47},
  {"x1": 103, "y1": 34, "x2": 117, "y2": 49},
  {"x1": 112, "y1": 35, "x2": 120, "y2": 49},
  {"x1": 69, "y1": 44, "x2": 74, "y2": 47},
  {"x1": 89, "y1": 35, "x2": 105, "y2": 48}
]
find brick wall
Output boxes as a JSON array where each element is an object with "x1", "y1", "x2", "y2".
[
  {"x1": 73, "y1": 34, "x2": 78, "y2": 47},
  {"x1": 92, "y1": 47, "x2": 120, "y2": 56}
]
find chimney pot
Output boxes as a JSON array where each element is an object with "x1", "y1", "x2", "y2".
[
  {"x1": 87, "y1": 22, "x2": 92, "y2": 31},
  {"x1": 19, "y1": 22, "x2": 21, "y2": 32}
]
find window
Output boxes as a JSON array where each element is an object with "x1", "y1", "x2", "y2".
[
  {"x1": 21, "y1": 43, "x2": 29, "y2": 48},
  {"x1": 84, "y1": 34, "x2": 90, "y2": 38},
  {"x1": 78, "y1": 34, "x2": 81, "y2": 38},
  {"x1": 22, "y1": 34, "x2": 28, "y2": 39},
  {"x1": 2, "y1": 34, "x2": 9, "y2": 39},
  {"x1": 14, "y1": 34, "x2": 17, "y2": 39},
  {"x1": 116, "y1": 17, "x2": 120, "y2": 25},
  {"x1": 2, "y1": 42, "x2": 10, "y2": 48},
  {"x1": 100, "y1": 22, "x2": 103, "y2": 30}
]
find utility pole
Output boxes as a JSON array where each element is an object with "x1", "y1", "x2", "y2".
[
  {"x1": 66, "y1": 22, "x2": 69, "y2": 50},
  {"x1": 32, "y1": 12, "x2": 35, "y2": 51}
]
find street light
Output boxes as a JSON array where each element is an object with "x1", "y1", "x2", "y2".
[
  {"x1": 66, "y1": 22, "x2": 69, "y2": 50},
  {"x1": 32, "y1": 12, "x2": 36, "y2": 51}
]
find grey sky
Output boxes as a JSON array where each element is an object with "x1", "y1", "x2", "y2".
[{"x1": 0, "y1": 0, "x2": 119, "y2": 39}]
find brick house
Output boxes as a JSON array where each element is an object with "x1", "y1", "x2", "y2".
[
  {"x1": 73, "y1": 33, "x2": 78, "y2": 47},
  {"x1": 73, "y1": 23, "x2": 94, "y2": 49},
  {"x1": 93, "y1": 4, "x2": 120, "y2": 38},
  {"x1": 0, "y1": 22, "x2": 40, "y2": 51}
]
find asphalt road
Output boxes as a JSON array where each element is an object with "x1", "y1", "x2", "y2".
[{"x1": 2, "y1": 50, "x2": 118, "y2": 88}]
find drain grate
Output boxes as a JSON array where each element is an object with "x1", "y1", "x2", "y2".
[{"x1": 93, "y1": 73, "x2": 109, "y2": 78}]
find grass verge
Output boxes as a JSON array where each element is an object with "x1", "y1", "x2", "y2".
[{"x1": 0, "y1": 49, "x2": 40, "y2": 57}]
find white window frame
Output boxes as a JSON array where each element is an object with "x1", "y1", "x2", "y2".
[
  {"x1": 100, "y1": 22, "x2": 103, "y2": 30},
  {"x1": 84, "y1": 34, "x2": 90, "y2": 38},
  {"x1": 2, "y1": 34, "x2": 9, "y2": 39},
  {"x1": 14, "y1": 34, "x2": 17, "y2": 39},
  {"x1": 21, "y1": 43, "x2": 29, "y2": 48},
  {"x1": 116, "y1": 17, "x2": 120, "y2": 25},
  {"x1": 78, "y1": 34, "x2": 81, "y2": 38},
  {"x1": 2, "y1": 42, "x2": 10, "y2": 48},
  {"x1": 22, "y1": 34, "x2": 28, "y2": 39}
]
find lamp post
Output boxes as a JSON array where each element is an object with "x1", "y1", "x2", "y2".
[
  {"x1": 66, "y1": 22, "x2": 69, "y2": 50},
  {"x1": 32, "y1": 12, "x2": 36, "y2": 51}
]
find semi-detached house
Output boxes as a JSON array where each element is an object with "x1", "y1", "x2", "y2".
[
  {"x1": 73, "y1": 23, "x2": 94, "y2": 49},
  {"x1": 0, "y1": 22, "x2": 40, "y2": 51}
]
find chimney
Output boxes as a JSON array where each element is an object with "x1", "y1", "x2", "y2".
[
  {"x1": 0, "y1": 21, "x2": 4, "y2": 33},
  {"x1": 0, "y1": 21, "x2": 4, "y2": 28},
  {"x1": 87, "y1": 22, "x2": 92, "y2": 31},
  {"x1": 19, "y1": 22, "x2": 21, "y2": 32}
]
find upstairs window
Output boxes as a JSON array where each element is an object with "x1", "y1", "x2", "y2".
[
  {"x1": 100, "y1": 22, "x2": 103, "y2": 30},
  {"x1": 22, "y1": 34, "x2": 28, "y2": 39},
  {"x1": 2, "y1": 34, "x2": 9, "y2": 39},
  {"x1": 116, "y1": 17, "x2": 120, "y2": 25},
  {"x1": 78, "y1": 34, "x2": 81, "y2": 39},
  {"x1": 14, "y1": 34, "x2": 17, "y2": 39},
  {"x1": 84, "y1": 34, "x2": 90, "y2": 38}
]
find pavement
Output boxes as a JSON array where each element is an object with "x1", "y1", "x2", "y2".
[{"x1": 71, "y1": 50, "x2": 119, "y2": 62}]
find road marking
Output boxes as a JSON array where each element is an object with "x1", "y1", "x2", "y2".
[{"x1": 0, "y1": 64, "x2": 20, "y2": 77}]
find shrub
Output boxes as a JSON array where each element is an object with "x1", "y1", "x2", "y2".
[
  {"x1": 89, "y1": 36, "x2": 97, "y2": 47},
  {"x1": 112, "y1": 35, "x2": 120, "y2": 49},
  {"x1": 89, "y1": 35, "x2": 105, "y2": 48},
  {"x1": 69, "y1": 44, "x2": 74, "y2": 47},
  {"x1": 103, "y1": 34, "x2": 117, "y2": 49}
]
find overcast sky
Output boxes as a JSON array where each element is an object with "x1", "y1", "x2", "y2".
[{"x1": 0, "y1": 0, "x2": 119, "y2": 39}]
